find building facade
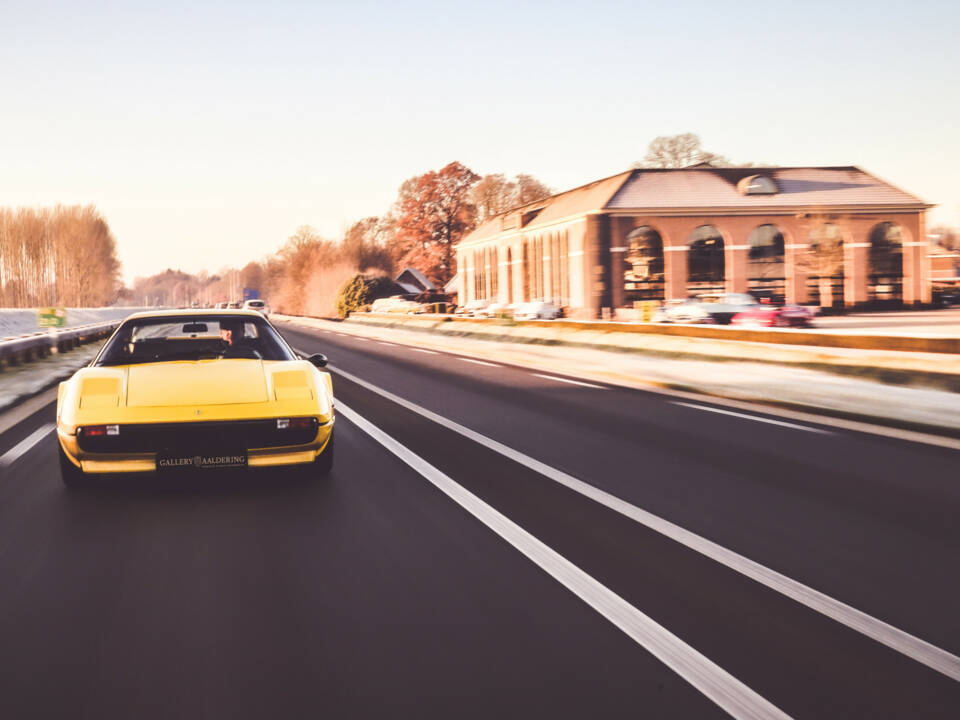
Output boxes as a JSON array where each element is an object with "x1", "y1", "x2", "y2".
[{"x1": 455, "y1": 167, "x2": 932, "y2": 318}]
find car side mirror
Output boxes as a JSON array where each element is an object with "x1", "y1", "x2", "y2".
[{"x1": 306, "y1": 353, "x2": 328, "y2": 368}]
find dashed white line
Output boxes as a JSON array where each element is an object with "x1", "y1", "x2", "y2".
[
  {"x1": 329, "y1": 365, "x2": 960, "y2": 683},
  {"x1": 533, "y1": 373, "x2": 605, "y2": 389},
  {"x1": 458, "y1": 358, "x2": 500, "y2": 367},
  {"x1": 411, "y1": 348, "x2": 439, "y2": 355},
  {"x1": 336, "y1": 400, "x2": 789, "y2": 720},
  {"x1": 0, "y1": 423, "x2": 55, "y2": 468},
  {"x1": 377, "y1": 341, "x2": 397, "y2": 347},
  {"x1": 672, "y1": 402, "x2": 831, "y2": 434}
]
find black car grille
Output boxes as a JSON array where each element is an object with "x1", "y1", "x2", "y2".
[{"x1": 76, "y1": 418, "x2": 320, "y2": 453}]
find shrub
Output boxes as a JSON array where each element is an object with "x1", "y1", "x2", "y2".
[{"x1": 335, "y1": 273, "x2": 396, "y2": 318}]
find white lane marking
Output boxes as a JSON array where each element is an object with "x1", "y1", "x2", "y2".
[
  {"x1": 533, "y1": 373, "x2": 606, "y2": 389},
  {"x1": 329, "y1": 366, "x2": 960, "y2": 683},
  {"x1": 411, "y1": 348, "x2": 439, "y2": 355},
  {"x1": 377, "y1": 341, "x2": 397, "y2": 347},
  {"x1": 0, "y1": 424, "x2": 55, "y2": 468},
  {"x1": 0, "y1": 387, "x2": 58, "y2": 435},
  {"x1": 336, "y1": 401, "x2": 789, "y2": 720},
  {"x1": 672, "y1": 402, "x2": 831, "y2": 435},
  {"x1": 458, "y1": 358, "x2": 500, "y2": 367}
]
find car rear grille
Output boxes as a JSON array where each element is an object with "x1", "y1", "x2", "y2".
[{"x1": 76, "y1": 418, "x2": 319, "y2": 453}]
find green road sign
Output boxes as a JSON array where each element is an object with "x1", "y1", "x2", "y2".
[{"x1": 38, "y1": 307, "x2": 67, "y2": 328}]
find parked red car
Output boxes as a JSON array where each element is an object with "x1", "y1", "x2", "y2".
[{"x1": 730, "y1": 304, "x2": 816, "y2": 328}]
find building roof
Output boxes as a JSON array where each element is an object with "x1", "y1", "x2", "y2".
[
  {"x1": 460, "y1": 170, "x2": 632, "y2": 246},
  {"x1": 394, "y1": 267, "x2": 435, "y2": 294},
  {"x1": 458, "y1": 166, "x2": 928, "y2": 248},
  {"x1": 606, "y1": 167, "x2": 927, "y2": 210}
]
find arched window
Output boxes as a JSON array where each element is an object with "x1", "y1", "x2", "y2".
[
  {"x1": 624, "y1": 225, "x2": 664, "y2": 303},
  {"x1": 625, "y1": 226, "x2": 664, "y2": 280},
  {"x1": 522, "y1": 240, "x2": 531, "y2": 302},
  {"x1": 747, "y1": 224, "x2": 784, "y2": 276},
  {"x1": 688, "y1": 225, "x2": 725, "y2": 283},
  {"x1": 535, "y1": 237, "x2": 544, "y2": 299},
  {"x1": 472, "y1": 251, "x2": 479, "y2": 299},
  {"x1": 868, "y1": 222, "x2": 903, "y2": 277},
  {"x1": 506, "y1": 247, "x2": 513, "y2": 304},
  {"x1": 560, "y1": 232, "x2": 570, "y2": 305},
  {"x1": 551, "y1": 233, "x2": 561, "y2": 304}
]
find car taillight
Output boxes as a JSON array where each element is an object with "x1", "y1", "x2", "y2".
[
  {"x1": 276, "y1": 418, "x2": 316, "y2": 430},
  {"x1": 81, "y1": 425, "x2": 119, "y2": 437}
]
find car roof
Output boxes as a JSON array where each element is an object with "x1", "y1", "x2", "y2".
[{"x1": 122, "y1": 308, "x2": 265, "y2": 321}]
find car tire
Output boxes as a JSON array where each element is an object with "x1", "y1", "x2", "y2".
[
  {"x1": 308, "y1": 430, "x2": 335, "y2": 478},
  {"x1": 58, "y1": 443, "x2": 89, "y2": 488}
]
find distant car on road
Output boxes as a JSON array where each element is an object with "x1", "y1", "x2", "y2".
[
  {"x1": 514, "y1": 301, "x2": 561, "y2": 320},
  {"x1": 656, "y1": 293, "x2": 760, "y2": 324},
  {"x1": 55, "y1": 309, "x2": 335, "y2": 487},
  {"x1": 214, "y1": 302, "x2": 227, "y2": 309},
  {"x1": 731, "y1": 304, "x2": 816, "y2": 328},
  {"x1": 243, "y1": 299, "x2": 270, "y2": 316},
  {"x1": 227, "y1": 301, "x2": 242, "y2": 309}
]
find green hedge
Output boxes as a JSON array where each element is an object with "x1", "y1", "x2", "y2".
[{"x1": 335, "y1": 274, "x2": 396, "y2": 318}]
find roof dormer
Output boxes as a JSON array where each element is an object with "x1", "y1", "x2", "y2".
[{"x1": 738, "y1": 174, "x2": 778, "y2": 195}]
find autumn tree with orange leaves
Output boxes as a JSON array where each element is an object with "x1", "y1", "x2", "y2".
[{"x1": 392, "y1": 161, "x2": 481, "y2": 287}]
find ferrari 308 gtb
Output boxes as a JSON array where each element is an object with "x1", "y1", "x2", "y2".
[{"x1": 56, "y1": 309, "x2": 334, "y2": 486}]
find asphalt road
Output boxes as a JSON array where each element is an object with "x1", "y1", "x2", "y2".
[{"x1": 0, "y1": 320, "x2": 958, "y2": 719}]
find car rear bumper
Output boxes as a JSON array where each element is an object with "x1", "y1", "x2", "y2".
[{"x1": 57, "y1": 420, "x2": 333, "y2": 474}]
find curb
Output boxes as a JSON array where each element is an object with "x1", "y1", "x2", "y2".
[{"x1": 340, "y1": 316, "x2": 960, "y2": 394}]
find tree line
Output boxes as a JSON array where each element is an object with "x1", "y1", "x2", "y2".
[
  {"x1": 132, "y1": 162, "x2": 552, "y2": 316},
  {"x1": 0, "y1": 205, "x2": 122, "y2": 308}
]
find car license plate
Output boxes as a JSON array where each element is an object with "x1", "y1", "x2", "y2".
[{"x1": 156, "y1": 451, "x2": 248, "y2": 470}]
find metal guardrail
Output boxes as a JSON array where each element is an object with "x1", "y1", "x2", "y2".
[{"x1": 0, "y1": 321, "x2": 120, "y2": 365}]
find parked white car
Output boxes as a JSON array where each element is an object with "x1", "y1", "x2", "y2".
[
  {"x1": 455, "y1": 299, "x2": 492, "y2": 317},
  {"x1": 474, "y1": 302, "x2": 514, "y2": 318},
  {"x1": 514, "y1": 301, "x2": 560, "y2": 320},
  {"x1": 371, "y1": 296, "x2": 420, "y2": 313}
]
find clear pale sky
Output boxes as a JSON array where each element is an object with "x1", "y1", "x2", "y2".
[{"x1": 2, "y1": 0, "x2": 958, "y2": 284}]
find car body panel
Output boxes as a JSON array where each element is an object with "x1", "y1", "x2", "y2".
[{"x1": 731, "y1": 305, "x2": 816, "y2": 328}]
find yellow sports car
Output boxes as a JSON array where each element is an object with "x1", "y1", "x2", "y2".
[{"x1": 56, "y1": 309, "x2": 334, "y2": 486}]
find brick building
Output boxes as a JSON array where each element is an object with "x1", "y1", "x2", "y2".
[{"x1": 455, "y1": 166, "x2": 931, "y2": 318}]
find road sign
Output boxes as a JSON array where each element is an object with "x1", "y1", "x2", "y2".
[
  {"x1": 38, "y1": 307, "x2": 67, "y2": 328},
  {"x1": 243, "y1": 288, "x2": 259, "y2": 301}
]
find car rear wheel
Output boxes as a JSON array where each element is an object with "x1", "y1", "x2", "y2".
[
  {"x1": 58, "y1": 443, "x2": 92, "y2": 488},
  {"x1": 302, "y1": 430, "x2": 334, "y2": 478}
]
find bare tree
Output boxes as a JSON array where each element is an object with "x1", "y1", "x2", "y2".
[
  {"x1": 512, "y1": 174, "x2": 552, "y2": 206},
  {"x1": 0, "y1": 205, "x2": 121, "y2": 307},
  {"x1": 342, "y1": 217, "x2": 394, "y2": 273},
  {"x1": 471, "y1": 173, "x2": 553, "y2": 222},
  {"x1": 635, "y1": 133, "x2": 738, "y2": 169},
  {"x1": 929, "y1": 225, "x2": 960, "y2": 251},
  {"x1": 798, "y1": 215, "x2": 845, "y2": 308}
]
